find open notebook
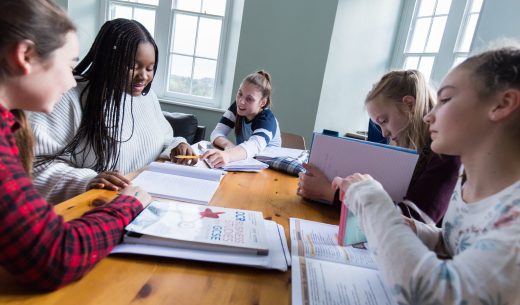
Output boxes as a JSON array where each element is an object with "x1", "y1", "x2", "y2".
[{"x1": 132, "y1": 162, "x2": 224, "y2": 205}]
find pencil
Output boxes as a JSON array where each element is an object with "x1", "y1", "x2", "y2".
[{"x1": 174, "y1": 155, "x2": 203, "y2": 159}]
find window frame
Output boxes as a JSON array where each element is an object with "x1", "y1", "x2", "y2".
[
  {"x1": 100, "y1": 0, "x2": 234, "y2": 109},
  {"x1": 390, "y1": 0, "x2": 484, "y2": 84}
]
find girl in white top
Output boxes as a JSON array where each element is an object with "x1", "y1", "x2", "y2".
[
  {"x1": 332, "y1": 46, "x2": 520, "y2": 304},
  {"x1": 203, "y1": 71, "x2": 281, "y2": 168},
  {"x1": 30, "y1": 19, "x2": 197, "y2": 204}
]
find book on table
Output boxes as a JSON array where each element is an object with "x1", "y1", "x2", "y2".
[
  {"x1": 131, "y1": 162, "x2": 224, "y2": 205},
  {"x1": 308, "y1": 132, "x2": 419, "y2": 246},
  {"x1": 111, "y1": 201, "x2": 291, "y2": 271},
  {"x1": 290, "y1": 218, "x2": 397, "y2": 305}
]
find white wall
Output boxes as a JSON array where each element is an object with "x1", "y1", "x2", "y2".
[
  {"x1": 67, "y1": 0, "x2": 101, "y2": 58},
  {"x1": 471, "y1": 0, "x2": 520, "y2": 51},
  {"x1": 314, "y1": 0, "x2": 403, "y2": 135}
]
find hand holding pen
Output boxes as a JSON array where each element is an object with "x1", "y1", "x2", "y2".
[{"x1": 170, "y1": 143, "x2": 198, "y2": 165}]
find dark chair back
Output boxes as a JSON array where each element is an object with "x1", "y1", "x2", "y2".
[{"x1": 162, "y1": 111, "x2": 206, "y2": 144}]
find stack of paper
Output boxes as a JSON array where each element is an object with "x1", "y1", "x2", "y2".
[
  {"x1": 221, "y1": 158, "x2": 269, "y2": 172},
  {"x1": 111, "y1": 201, "x2": 291, "y2": 271}
]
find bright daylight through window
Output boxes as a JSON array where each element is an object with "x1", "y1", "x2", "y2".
[{"x1": 106, "y1": 0, "x2": 230, "y2": 107}]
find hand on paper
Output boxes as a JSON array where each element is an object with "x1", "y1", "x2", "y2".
[
  {"x1": 331, "y1": 173, "x2": 373, "y2": 202},
  {"x1": 87, "y1": 170, "x2": 131, "y2": 191},
  {"x1": 170, "y1": 143, "x2": 198, "y2": 165},
  {"x1": 120, "y1": 185, "x2": 152, "y2": 208},
  {"x1": 297, "y1": 163, "x2": 335, "y2": 203},
  {"x1": 202, "y1": 149, "x2": 230, "y2": 168}
]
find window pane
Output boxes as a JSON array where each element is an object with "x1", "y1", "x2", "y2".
[
  {"x1": 111, "y1": 4, "x2": 133, "y2": 19},
  {"x1": 425, "y1": 16, "x2": 447, "y2": 52},
  {"x1": 169, "y1": 54, "x2": 193, "y2": 94},
  {"x1": 458, "y1": 14, "x2": 479, "y2": 52},
  {"x1": 192, "y1": 58, "x2": 216, "y2": 97},
  {"x1": 176, "y1": 0, "x2": 202, "y2": 13},
  {"x1": 407, "y1": 17, "x2": 431, "y2": 52},
  {"x1": 118, "y1": 0, "x2": 159, "y2": 5},
  {"x1": 435, "y1": 0, "x2": 452, "y2": 15},
  {"x1": 202, "y1": 0, "x2": 226, "y2": 16},
  {"x1": 404, "y1": 56, "x2": 420, "y2": 70},
  {"x1": 418, "y1": 56, "x2": 435, "y2": 80},
  {"x1": 417, "y1": 0, "x2": 436, "y2": 17},
  {"x1": 134, "y1": 8, "x2": 156, "y2": 36},
  {"x1": 172, "y1": 13, "x2": 198, "y2": 55},
  {"x1": 196, "y1": 18, "x2": 222, "y2": 59},
  {"x1": 471, "y1": 0, "x2": 483, "y2": 13}
]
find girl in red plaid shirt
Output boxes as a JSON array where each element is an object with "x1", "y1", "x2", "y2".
[{"x1": 0, "y1": 0, "x2": 151, "y2": 290}]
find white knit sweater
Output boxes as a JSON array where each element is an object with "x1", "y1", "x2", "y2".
[{"x1": 29, "y1": 83, "x2": 186, "y2": 204}]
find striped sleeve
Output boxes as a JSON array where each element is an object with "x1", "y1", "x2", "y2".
[
  {"x1": 210, "y1": 102, "x2": 236, "y2": 143},
  {"x1": 238, "y1": 108, "x2": 278, "y2": 158},
  {"x1": 29, "y1": 88, "x2": 98, "y2": 205}
]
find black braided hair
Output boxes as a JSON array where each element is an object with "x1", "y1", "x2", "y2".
[{"x1": 35, "y1": 18, "x2": 158, "y2": 172}]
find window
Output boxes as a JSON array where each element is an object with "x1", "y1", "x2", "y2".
[
  {"x1": 392, "y1": 0, "x2": 484, "y2": 83},
  {"x1": 103, "y1": 0, "x2": 237, "y2": 108},
  {"x1": 452, "y1": 0, "x2": 484, "y2": 67}
]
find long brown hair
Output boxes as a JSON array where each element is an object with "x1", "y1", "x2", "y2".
[
  {"x1": 11, "y1": 110, "x2": 34, "y2": 175},
  {"x1": 235, "y1": 70, "x2": 273, "y2": 136},
  {"x1": 0, "y1": 0, "x2": 76, "y2": 175}
]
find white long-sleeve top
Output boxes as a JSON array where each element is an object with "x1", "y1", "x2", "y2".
[
  {"x1": 344, "y1": 173, "x2": 520, "y2": 305},
  {"x1": 29, "y1": 83, "x2": 187, "y2": 204}
]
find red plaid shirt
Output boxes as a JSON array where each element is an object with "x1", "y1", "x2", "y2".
[{"x1": 0, "y1": 105, "x2": 143, "y2": 290}]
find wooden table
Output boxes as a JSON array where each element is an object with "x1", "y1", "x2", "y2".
[{"x1": 0, "y1": 169, "x2": 339, "y2": 305}]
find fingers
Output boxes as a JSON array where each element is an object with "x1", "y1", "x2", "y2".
[
  {"x1": 331, "y1": 176, "x2": 343, "y2": 191},
  {"x1": 88, "y1": 171, "x2": 130, "y2": 191},
  {"x1": 202, "y1": 150, "x2": 226, "y2": 168},
  {"x1": 120, "y1": 185, "x2": 152, "y2": 208},
  {"x1": 171, "y1": 144, "x2": 199, "y2": 166},
  {"x1": 302, "y1": 163, "x2": 314, "y2": 175}
]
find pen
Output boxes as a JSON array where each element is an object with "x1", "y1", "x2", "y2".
[{"x1": 174, "y1": 155, "x2": 203, "y2": 159}]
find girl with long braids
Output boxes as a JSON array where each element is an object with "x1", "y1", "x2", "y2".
[
  {"x1": 0, "y1": 0, "x2": 151, "y2": 289},
  {"x1": 203, "y1": 70, "x2": 281, "y2": 168},
  {"x1": 30, "y1": 18, "x2": 197, "y2": 204}
]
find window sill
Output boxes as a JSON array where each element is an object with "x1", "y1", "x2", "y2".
[{"x1": 158, "y1": 97, "x2": 227, "y2": 113}]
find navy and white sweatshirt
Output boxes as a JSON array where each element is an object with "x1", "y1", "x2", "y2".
[{"x1": 210, "y1": 101, "x2": 281, "y2": 158}]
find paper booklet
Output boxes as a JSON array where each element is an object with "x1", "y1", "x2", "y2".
[
  {"x1": 112, "y1": 201, "x2": 291, "y2": 271},
  {"x1": 290, "y1": 218, "x2": 397, "y2": 305},
  {"x1": 308, "y1": 132, "x2": 419, "y2": 246},
  {"x1": 125, "y1": 201, "x2": 269, "y2": 255},
  {"x1": 131, "y1": 162, "x2": 224, "y2": 205}
]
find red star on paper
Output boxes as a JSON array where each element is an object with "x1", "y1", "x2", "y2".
[{"x1": 199, "y1": 208, "x2": 225, "y2": 219}]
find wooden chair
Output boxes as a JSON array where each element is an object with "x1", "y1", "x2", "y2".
[{"x1": 281, "y1": 132, "x2": 306, "y2": 150}]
